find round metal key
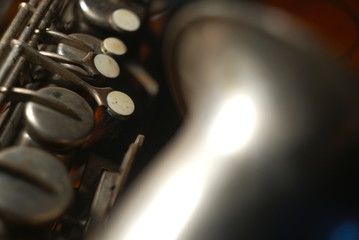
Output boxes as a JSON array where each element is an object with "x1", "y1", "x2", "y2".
[
  {"x1": 25, "y1": 87, "x2": 94, "y2": 152},
  {"x1": 57, "y1": 33, "x2": 121, "y2": 80},
  {"x1": 0, "y1": 146, "x2": 72, "y2": 225},
  {"x1": 78, "y1": 0, "x2": 142, "y2": 33}
]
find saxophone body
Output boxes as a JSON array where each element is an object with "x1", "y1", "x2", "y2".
[{"x1": 1, "y1": 0, "x2": 359, "y2": 240}]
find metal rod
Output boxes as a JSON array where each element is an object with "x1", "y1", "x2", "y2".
[
  {"x1": 42, "y1": 30, "x2": 94, "y2": 53},
  {"x1": 28, "y1": 0, "x2": 41, "y2": 5},
  {"x1": 15, "y1": 40, "x2": 130, "y2": 120},
  {"x1": 18, "y1": 0, "x2": 54, "y2": 41},
  {"x1": 0, "y1": 0, "x2": 56, "y2": 106},
  {"x1": 11, "y1": 39, "x2": 111, "y2": 108},
  {"x1": 40, "y1": 51, "x2": 97, "y2": 76},
  {"x1": 0, "y1": 87, "x2": 80, "y2": 120},
  {"x1": 0, "y1": 3, "x2": 33, "y2": 58},
  {"x1": 0, "y1": 104, "x2": 24, "y2": 148}
]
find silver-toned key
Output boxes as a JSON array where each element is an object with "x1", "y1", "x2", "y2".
[
  {"x1": 58, "y1": 33, "x2": 127, "y2": 60},
  {"x1": 11, "y1": 39, "x2": 135, "y2": 119},
  {"x1": 41, "y1": 29, "x2": 93, "y2": 53},
  {"x1": 0, "y1": 146, "x2": 73, "y2": 225},
  {"x1": 25, "y1": 87, "x2": 95, "y2": 151},
  {"x1": 40, "y1": 51, "x2": 120, "y2": 79},
  {"x1": 78, "y1": 0, "x2": 143, "y2": 33},
  {"x1": 0, "y1": 86, "x2": 80, "y2": 120}
]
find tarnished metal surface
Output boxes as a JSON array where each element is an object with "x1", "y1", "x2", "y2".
[
  {"x1": 0, "y1": 146, "x2": 72, "y2": 225},
  {"x1": 0, "y1": 0, "x2": 147, "y2": 237},
  {"x1": 0, "y1": 86, "x2": 80, "y2": 120},
  {"x1": 11, "y1": 39, "x2": 133, "y2": 119},
  {"x1": 25, "y1": 87, "x2": 94, "y2": 151}
]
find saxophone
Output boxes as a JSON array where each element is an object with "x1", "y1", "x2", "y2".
[
  {"x1": 0, "y1": 0, "x2": 162, "y2": 239},
  {"x1": 1, "y1": 0, "x2": 359, "y2": 240}
]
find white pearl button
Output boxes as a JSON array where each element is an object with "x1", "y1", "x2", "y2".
[
  {"x1": 102, "y1": 37, "x2": 127, "y2": 56},
  {"x1": 112, "y1": 9, "x2": 140, "y2": 32},
  {"x1": 107, "y1": 91, "x2": 135, "y2": 116},
  {"x1": 93, "y1": 54, "x2": 120, "y2": 78}
]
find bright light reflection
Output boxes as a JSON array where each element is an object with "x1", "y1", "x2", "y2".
[
  {"x1": 79, "y1": 0, "x2": 89, "y2": 12},
  {"x1": 112, "y1": 96, "x2": 257, "y2": 240},
  {"x1": 124, "y1": 165, "x2": 203, "y2": 240},
  {"x1": 208, "y1": 95, "x2": 257, "y2": 155}
]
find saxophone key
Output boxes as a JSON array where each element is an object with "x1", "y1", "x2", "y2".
[
  {"x1": 12, "y1": 39, "x2": 135, "y2": 120},
  {"x1": 24, "y1": 87, "x2": 94, "y2": 152},
  {"x1": 101, "y1": 37, "x2": 127, "y2": 58},
  {"x1": 57, "y1": 33, "x2": 102, "y2": 60},
  {"x1": 78, "y1": 0, "x2": 145, "y2": 34},
  {"x1": 110, "y1": 8, "x2": 141, "y2": 33},
  {"x1": 106, "y1": 91, "x2": 135, "y2": 118},
  {"x1": 58, "y1": 33, "x2": 127, "y2": 60},
  {"x1": 0, "y1": 146, "x2": 73, "y2": 225},
  {"x1": 40, "y1": 51, "x2": 121, "y2": 80}
]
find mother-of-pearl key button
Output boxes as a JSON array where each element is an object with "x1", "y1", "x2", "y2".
[
  {"x1": 101, "y1": 37, "x2": 127, "y2": 57},
  {"x1": 111, "y1": 9, "x2": 141, "y2": 32},
  {"x1": 94, "y1": 54, "x2": 120, "y2": 78},
  {"x1": 107, "y1": 91, "x2": 135, "y2": 117}
]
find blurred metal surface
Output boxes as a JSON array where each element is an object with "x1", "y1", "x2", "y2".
[
  {"x1": 97, "y1": 1, "x2": 359, "y2": 240},
  {"x1": 86, "y1": 135, "x2": 144, "y2": 233},
  {"x1": 1, "y1": 0, "x2": 359, "y2": 239}
]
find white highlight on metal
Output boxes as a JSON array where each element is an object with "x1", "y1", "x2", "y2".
[
  {"x1": 112, "y1": 9, "x2": 140, "y2": 32},
  {"x1": 102, "y1": 37, "x2": 127, "y2": 56},
  {"x1": 122, "y1": 161, "x2": 204, "y2": 240},
  {"x1": 208, "y1": 95, "x2": 257, "y2": 155},
  {"x1": 107, "y1": 91, "x2": 135, "y2": 116},
  {"x1": 93, "y1": 54, "x2": 120, "y2": 78}
]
